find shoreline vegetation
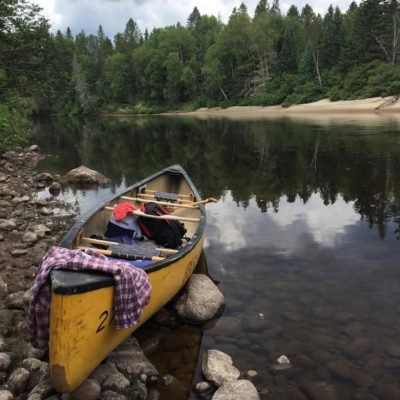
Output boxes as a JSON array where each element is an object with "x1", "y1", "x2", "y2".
[{"x1": 3, "y1": 0, "x2": 400, "y2": 149}]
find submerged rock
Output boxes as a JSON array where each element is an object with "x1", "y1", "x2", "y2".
[
  {"x1": 60, "y1": 166, "x2": 110, "y2": 188},
  {"x1": 175, "y1": 274, "x2": 225, "y2": 323},
  {"x1": 201, "y1": 349, "x2": 240, "y2": 387},
  {"x1": 212, "y1": 380, "x2": 260, "y2": 400}
]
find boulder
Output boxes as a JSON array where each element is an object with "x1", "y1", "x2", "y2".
[
  {"x1": 175, "y1": 274, "x2": 225, "y2": 323},
  {"x1": 201, "y1": 349, "x2": 240, "y2": 387},
  {"x1": 71, "y1": 379, "x2": 101, "y2": 400},
  {"x1": 0, "y1": 353, "x2": 11, "y2": 372},
  {"x1": 7, "y1": 367, "x2": 30, "y2": 394},
  {"x1": 212, "y1": 380, "x2": 260, "y2": 400},
  {"x1": 0, "y1": 391, "x2": 13, "y2": 400},
  {"x1": 107, "y1": 348, "x2": 158, "y2": 381},
  {"x1": 60, "y1": 166, "x2": 109, "y2": 188}
]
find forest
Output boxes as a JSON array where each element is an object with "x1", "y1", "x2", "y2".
[{"x1": 1, "y1": 0, "x2": 400, "y2": 148}]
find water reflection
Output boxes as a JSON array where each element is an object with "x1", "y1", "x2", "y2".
[{"x1": 33, "y1": 115, "x2": 400, "y2": 399}]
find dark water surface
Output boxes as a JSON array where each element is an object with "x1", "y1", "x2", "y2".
[{"x1": 33, "y1": 115, "x2": 400, "y2": 399}]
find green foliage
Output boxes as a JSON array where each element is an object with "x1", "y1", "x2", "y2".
[{"x1": 0, "y1": 100, "x2": 32, "y2": 150}]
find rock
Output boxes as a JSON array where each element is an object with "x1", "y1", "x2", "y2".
[
  {"x1": 71, "y1": 379, "x2": 101, "y2": 400},
  {"x1": 33, "y1": 224, "x2": 50, "y2": 238},
  {"x1": 212, "y1": 380, "x2": 260, "y2": 400},
  {"x1": 34, "y1": 200, "x2": 48, "y2": 207},
  {"x1": 272, "y1": 355, "x2": 293, "y2": 371},
  {"x1": 99, "y1": 391, "x2": 127, "y2": 400},
  {"x1": 91, "y1": 362, "x2": 119, "y2": 385},
  {"x1": 0, "y1": 353, "x2": 11, "y2": 372},
  {"x1": 5, "y1": 291, "x2": 24, "y2": 309},
  {"x1": 0, "y1": 200, "x2": 11, "y2": 207},
  {"x1": 35, "y1": 173, "x2": 53, "y2": 182},
  {"x1": 49, "y1": 182, "x2": 61, "y2": 196},
  {"x1": 303, "y1": 381, "x2": 338, "y2": 400},
  {"x1": 11, "y1": 249, "x2": 28, "y2": 257},
  {"x1": 29, "y1": 145, "x2": 39, "y2": 152},
  {"x1": 7, "y1": 367, "x2": 30, "y2": 394},
  {"x1": 102, "y1": 370, "x2": 130, "y2": 391},
  {"x1": 327, "y1": 360, "x2": 353, "y2": 380},
  {"x1": 128, "y1": 380, "x2": 147, "y2": 400},
  {"x1": 243, "y1": 370, "x2": 258, "y2": 380},
  {"x1": 147, "y1": 389, "x2": 160, "y2": 400},
  {"x1": 107, "y1": 348, "x2": 158, "y2": 381},
  {"x1": 141, "y1": 337, "x2": 160, "y2": 356},
  {"x1": 39, "y1": 207, "x2": 52, "y2": 216},
  {"x1": 209, "y1": 316, "x2": 242, "y2": 337},
  {"x1": 0, "y1": 219, "x2": 16, "y2": 231},
  {"x1": 385, "y1": 343, "x2": 400, "y2": 359},
  {"x1": 11, "y1": 195, "x2": 30, "y2": 204},
  {"x1": 0, "y1": 391, "x2": 13, "y2": 400},
  {"x1": 22, "y1": 358, "x2": 49, "y2": 388},
  {"x1": 344, "y1": 337, "x2": 373, "y2": 358},
  {"x1": 60, "y1": 166, "x2": 110, "y2": 188},
  {"x1": 0, "y1": 277, "x2": 7, "y2": 299},
  {"x1": 22, "y1": 231, "x2": 38, "y2": 244},
  {"x1": 201, "y1": 349, "x2": 240, "y2": 387},
  {"x1": 175, "y1": 274, "x2": 225, "y2": 322},
  {"x1": 28, "y1": 376, "x2": 52, "y2": 398},
  {"x1": 0, "y1": 337, "x2": 6, "y2": 352},
  {"x1": 161, "y1": 374, "x2": 174, "y2": 386},
  {"x1": 195, "y1": 381, "x2": 212, "y2": 393}
]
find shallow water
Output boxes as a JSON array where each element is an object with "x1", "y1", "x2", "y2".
[{"x1": 34, "y1": 115, "x2": 400, "y2": 399}]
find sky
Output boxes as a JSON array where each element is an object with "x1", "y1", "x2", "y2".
[{"x1": 31, "y1": 0, "x2": 355, "y2": 38}]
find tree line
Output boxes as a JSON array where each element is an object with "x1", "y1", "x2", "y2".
[{"x1": 1, "y1": 0, "x2": 400, "y2": 147}]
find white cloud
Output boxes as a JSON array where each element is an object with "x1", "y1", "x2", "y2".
[{"x1": 31, "y1": 0, "x2": 356, "y2": 37}]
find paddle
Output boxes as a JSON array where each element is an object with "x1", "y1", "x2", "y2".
[
  {"x1": 190, "y1": 197, "x2": 218, "y2": 206},
  {"x1": 81, "y1": 237, "x2": 178, "y2": 254},
  {"x1": 78, "y1": 243, "x2": 165, "y2": 262}
]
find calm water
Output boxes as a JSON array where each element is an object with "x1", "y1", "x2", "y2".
[{"x1": 33, "y1": 114, "x2": 400, "y2": 400}]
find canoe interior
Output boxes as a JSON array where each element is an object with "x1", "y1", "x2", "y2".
[{"x1": 53, "y1": 165, "x2": 205, "y2": 294}]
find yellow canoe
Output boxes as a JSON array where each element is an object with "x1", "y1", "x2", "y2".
[{"x1": 49, "y1": 165, "x2": 206, "y2": 392}]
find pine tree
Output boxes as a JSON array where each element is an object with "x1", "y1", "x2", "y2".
[{"x1": 254, "y1": 0, "x2": 269, "y2": 19}]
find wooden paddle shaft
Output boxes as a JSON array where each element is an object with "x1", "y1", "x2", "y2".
[
  {"x1": 81, "y1": 237, "x2": 178, "y2": 254},
  {"x1": 105, "y1": 207, "x2": 200, "y2": 222},
  {"x1": 77, "y1": 246, "x2": 165, "y2": 262},
  {"x1": 121, "y1": 196, "x2": 198, "y2": 209}
]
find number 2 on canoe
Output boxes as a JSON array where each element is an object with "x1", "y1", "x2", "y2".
[{"x1": 96, "y1": 310, "x2": 109, "y2": 333}]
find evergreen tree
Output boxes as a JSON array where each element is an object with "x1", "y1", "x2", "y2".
[
  {"x1": 287, "y1": 5, "x2": 300, "y2": 18},
  {"x1": 187, "y1": 7, "x2": 201, "y2": 31},
  {"x1": 319, "y1": 6, "x2": 343, "y2": 70},
  {"x1": 254, "y1": 0, "x2": 269, "y2": 19},
  {"x1": 270, "y1": 0, "x2": 281, "y2": 15}
]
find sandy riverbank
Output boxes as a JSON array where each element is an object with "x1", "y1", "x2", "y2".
[{"x1": 171, "y1": 97, "x2": 400, "y2": 123}]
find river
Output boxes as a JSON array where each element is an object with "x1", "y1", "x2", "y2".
[{"x1": 33, "y1": 114, "x2": 400, "y2": 399}]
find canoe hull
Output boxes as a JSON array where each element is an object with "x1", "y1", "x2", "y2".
[{"x1": 50, "y1": 234, "x2": 203, "y2": 392}]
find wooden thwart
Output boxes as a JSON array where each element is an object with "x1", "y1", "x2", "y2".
[
  {"x1": 144, "y1": 189, "x2": 192, "y2": 199},
  {"x1": 105, "y1": 207, "x2": 200, "y2": 222},
  {"x1": 138, "y1": 193, "x2": 193, "y2": 204}
]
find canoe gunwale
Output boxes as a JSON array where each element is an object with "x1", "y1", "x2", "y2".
[{"x1": 52, "y1": 165, "x2": 206, "y2": 295}]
